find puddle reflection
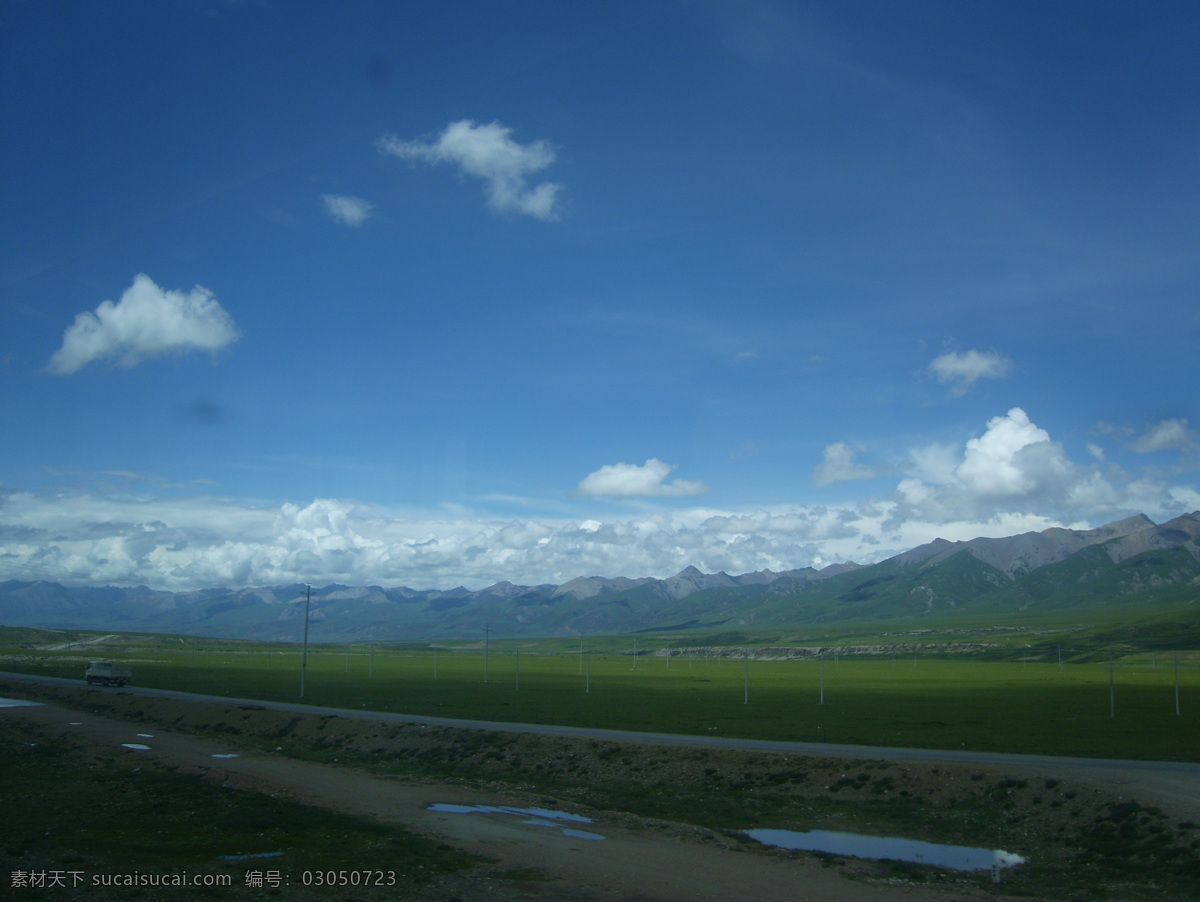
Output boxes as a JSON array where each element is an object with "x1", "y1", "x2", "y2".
[
  {"x1": 429, "y1": 804, "x2": 605, "y2": 841},
  {"x1": 745, "y1": 828, "x2": 1025, "y2": 872}
]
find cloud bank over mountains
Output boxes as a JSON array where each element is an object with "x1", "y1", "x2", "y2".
[{"x1": 3, "y1": 409, "x2": 1195, "y2": 591}]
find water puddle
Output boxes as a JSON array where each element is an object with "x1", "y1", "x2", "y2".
[
  {"x1": 137, "y1": 733, "x2": 154, "y2": 738},
  {"x1": 121, "y1": 743, "x2": 151, "y2": 751},
  {"x1": 560, "y1": 828, "x2": 606, "y2": 840},
  {"x1": 211, "y1": 753, "x2": 240, "y2": 759},
  {"x1": 0, "y1": 697, "x2": 45, "y2": 707},
  {"x1": 745, "y1": 828, "x2": 1025, "y2": 873},
  {"x1": 429, "y1": 804, "x2": 605, "y2": 841}
]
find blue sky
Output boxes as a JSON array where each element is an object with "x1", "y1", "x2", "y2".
[{"x1": 2, "y1": 0, "x2": 1197, "y2": 591}]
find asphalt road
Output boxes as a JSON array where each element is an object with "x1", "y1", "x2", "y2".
[{"x1": 5, "y1": 669, "x2": 1198, "y2": 779}]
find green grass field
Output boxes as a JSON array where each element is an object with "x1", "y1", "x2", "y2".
[{"x1": 6, "y1": 631, "x2": 1199, "y2": 761}]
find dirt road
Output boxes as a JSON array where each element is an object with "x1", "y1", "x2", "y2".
[{"x1": 5, "y1": 698, "x2": 985, "y2": 902}]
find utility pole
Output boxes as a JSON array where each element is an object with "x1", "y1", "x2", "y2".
[
  {"x1": 1175, "y1": 654, "x2": 1181, "y2": 716},
  {"x1": 1109, "y1": 647, "x2": 1116, "y2": 718},
  {"x1": 820, "y1": 651, "x2": 825, "y2": 705},
  {"x1": 483, "y1": 623, "x2": 490, "y2": 683},
  {"x1": 743, "y1": 651, "x2": 749, "y2": 705},
  {"x1": 300, "y1": 584, "x2": 311, "y2": 699}
]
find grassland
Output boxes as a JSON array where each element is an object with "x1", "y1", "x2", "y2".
[
  {"x1": 5, "y1": 625, "x2": 1200, "y2": 901},
  {"x1": 4, "y1": 628, "x2": 1198, "y2": 761}
]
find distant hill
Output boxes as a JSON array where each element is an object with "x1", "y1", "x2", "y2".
[{"x1": 1, "y1": 512, "x2": 1197, "y2": 641}]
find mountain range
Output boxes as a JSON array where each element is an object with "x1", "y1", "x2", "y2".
[{"x1": 2, "y1": 512, "x2": 1198, "y2": 642}]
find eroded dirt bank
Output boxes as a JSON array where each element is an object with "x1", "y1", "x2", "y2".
[{"x1": 3, "y1": 679, "x2": 1199, "y2": 901}]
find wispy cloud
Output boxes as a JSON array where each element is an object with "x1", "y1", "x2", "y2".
[
  {"x1": 1132, "y1": 418, "x2": 1194, "y2": 453},
  {"x1": 321, "y1": 194, "x2": 372, "y2": 227},
  {"x1": 377, "y1": 119, "x2": 564, "y2": 220},
  {"x1": 45, "y1": 274, "x2": 240, "y2": 375},
  {"x1": 574, "y1": 458, "x2": 708, "y2": 498},
  {"x1": 928, "y1": 349, "x2": 1011, "y2": 397},
  {"x1": 812, "y1": 442, "x2": 882, "y2": 485}
]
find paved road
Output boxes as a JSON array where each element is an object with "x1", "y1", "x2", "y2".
[
  {"x1": 5, "y1": 669, "x2": 1197, "y2": 779},
  {"x1": 42, "y1": 633, "x2": 117, "y2": 652}
]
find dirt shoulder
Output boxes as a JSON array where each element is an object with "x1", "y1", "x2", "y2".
[
  {"x1": 3, "y1": 697, "x2": 940, "y2": 902},
  {"x1": 4, "y1": 680, "x2": 1198, "y2": 901}
]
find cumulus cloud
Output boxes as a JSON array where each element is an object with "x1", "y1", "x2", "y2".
[
  {"x1": 377, "y1": 119, "x2": 563, "y2": 220},
  {"x1": 905, "y1": 441, "x2": 960, "y2": 485},
  {"x1": 928, "y1": 349, "x2": 1011, "y2": 397},
  {"x1": 955, "y1": 408, "x2": 1067, "y2": 497},
  {"x1": 46, "y1": 274, "x2": 240, "y2": 375},
  {"x1": 1132, "y1": 418, "x2": 1194, "y2": 453},
  {"x1": 575, "y1": 459, "x2": 709, "y2": 498},
  {"x1": 890, "y1": 407, "x2": 1126, "y2": 526},
  {"x1": 812, "y1": 442, "x2": 881, "y2": 485},
  {"x1": 322, "y1": 194, "x2": 372, "y2": 226}
]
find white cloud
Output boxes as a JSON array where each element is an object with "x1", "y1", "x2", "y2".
[
  {"x1": 377, "y1": 120, "x2": 563, "y2": 220},
  {"x1": 928, "y1": 349, "x2": 1011, "y2": 397},
  {"x1": 890, "y1": 407, "x2": 1139, "y2": 525},
  {"x1": 812, "y1": 442, "x2": 881, "y2": 485},
  {"x1": 46, "y1": 274, "x2": 240, "y2": 375},
  {"x1": 905, "y1": 441, "x2": 960, "y2": 485},
  {"x1": 1132, "y1": 418, "x2": 1194, "y2": 453},
  {"x1": 322, "y1": 194, "x2": 372, "y2": 226},
  {"x1": 575, "y1": 458, "x2": 709, "y2": 498},
  {"x1": 955, "y1": 407, "x2": 1067, "y2": 497}
]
